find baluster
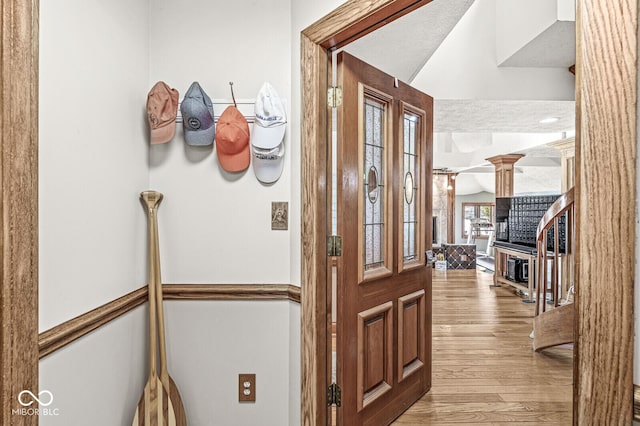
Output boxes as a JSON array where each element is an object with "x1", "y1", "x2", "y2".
[
  {"x1": 542, "y1": 232, "x2": 548, "y2": 313},
  {"x1": 553, "y1": 217, "x2": 560, "y2": 307},
  {"x1": 535, "y1": 240, "x2": 542, "y2": 316}
]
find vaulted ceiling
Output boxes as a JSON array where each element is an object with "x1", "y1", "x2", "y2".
[{"x1": 343, "y1": 0, "x2": 576, "y2": 195}]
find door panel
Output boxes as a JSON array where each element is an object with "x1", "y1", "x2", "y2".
[
  {"x1": 357, "y1": 302, "x2": 394, "y2": 411},
  {"x1": 335, "y1": 51, "x2": 433, "y2": 425},
  {"x1": 398, "y1": 290, "x2": 426, "y2": 382}
]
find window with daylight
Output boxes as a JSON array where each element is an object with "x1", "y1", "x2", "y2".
[{"x1": 462, "y1": 202, "x2": 495, "y2": 239}]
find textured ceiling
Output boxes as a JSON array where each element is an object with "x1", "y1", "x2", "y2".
[
  {"x1": 343, "y1": 0, "x2": 475, "y2": 82},
  {"x1": 434, "y1": 100, "x2": 575, "y2": 133}
]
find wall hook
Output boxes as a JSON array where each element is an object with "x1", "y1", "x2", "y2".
[{"x1": 229, "y1": 82, "x2": 237, "y2": 108}]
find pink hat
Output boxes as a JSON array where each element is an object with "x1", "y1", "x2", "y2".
[{"x1": 147, "y1": 81, "x2": 179, "y2": 144}]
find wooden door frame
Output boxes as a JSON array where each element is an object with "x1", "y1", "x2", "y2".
[
  {"x1": 300, "y1": 0, "x2": 636, "y2": 425},
  {"x1": 1, "y1": 0, "x2": 39, "y2": 424},
  {"x1": 0, "y1": 0, "x2": 635, "y2": 424}
]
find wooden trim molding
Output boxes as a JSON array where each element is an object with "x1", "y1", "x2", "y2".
[
  {"x1": 305, "y1": 0, "x2": 431, "y2": 50},
  {"x1": 1, "y1": 0, "x2": 39, "y2": 422},
  {"x1": 39, "y1": 287, "x2": 148, "y2": 359},
  {"x1": 39, "y1": 284, "x2": 301, "y2": 359},
  {"x1": 300, "y1": 33, "x2": 329, "y2": 426},
  {"x1": 163, "y1": 284, "x2": 301, "y2": 303}
]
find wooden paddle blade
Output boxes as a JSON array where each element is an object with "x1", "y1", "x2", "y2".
[
  {"x1": 133, "y1": 377, "x2": 177, "y2": 426},
  {"x1": 166, "y1": 375, "x2": 186, "y2": 426}
]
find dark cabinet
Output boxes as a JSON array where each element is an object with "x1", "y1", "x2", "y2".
[{"x1": 495, "y1": 195, "x2": 566, "y2": 253}]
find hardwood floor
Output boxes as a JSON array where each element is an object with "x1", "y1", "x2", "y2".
[{"x1": 393, "y1": 269, "x2": 573, "y2": 425}]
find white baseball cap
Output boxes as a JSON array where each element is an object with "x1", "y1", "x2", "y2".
[
  {"x1": 252, "y1": 142, "x2": 285, "y2": 184},
  {"x1": 251, "y1": 82, "x2": 286, "y2": 149}
]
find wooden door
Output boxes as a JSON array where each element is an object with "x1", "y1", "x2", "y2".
[{"x1": 334, "y1": 52, "x2": 433, "y2": 425}]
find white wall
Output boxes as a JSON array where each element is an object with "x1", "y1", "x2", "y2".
[
  {"x1": 39, "y1": 1, "x2": 151, "y2": 424},
  {"x1": 40, "y1": 308, "x2": 147, "y2": 425},
  {"x1": 40, "y1": 0, "x2": 308, "y2": 424},
  {"x1": 146, "y1": 1, "x2": 300, "y2": 424},
  {"x1": 290, "y1": 0, "x2": 346, "y2": 287},
  {"x1": 148, "y1": 0, "x2": 293, "y2": 285},
  {"x1": 162, "y1": 300, "x2": 294, "y2": 426},
  {"x1": 39, "y1": 0, "x2": 149, "y2": 331},
  {"x1": 557, "y1": 0, "x2": 576, "y2": 22},
  {"x1": 495, "y1": 0, "x2": 558, "y2": 65},
  {"x1": 411, "y1": 0, "x2": 575, "y2": 101},
  {"x1": 288, "y1": 302, "x2": 301, "y2": 425}
]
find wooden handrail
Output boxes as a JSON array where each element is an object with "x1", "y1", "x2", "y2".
[
  {"x1": 535, "y1": 187, "x2": 575, "y2": 318},
  {"x1": 536, "y1": 187, "x2": 575, "y2": 241}
]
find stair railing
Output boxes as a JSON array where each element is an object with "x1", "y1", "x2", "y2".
[{"x1": 535, "y1": 187, "x2": 575, "y2": 317}]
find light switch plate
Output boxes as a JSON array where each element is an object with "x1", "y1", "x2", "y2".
[{"x1": 271, "y1": 202, "x2": 288, "y2": 230}]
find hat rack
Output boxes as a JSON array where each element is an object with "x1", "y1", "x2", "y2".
[{"x1": 175, "y1": 98, "x2": 259, "y2": 124}]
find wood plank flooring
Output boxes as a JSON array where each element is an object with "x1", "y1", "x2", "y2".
[{"x1": 393, "y1": 269, "x2": 573, "y2": 425}]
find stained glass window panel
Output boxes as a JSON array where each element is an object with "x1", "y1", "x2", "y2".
[
  {"x1": 364, "y1": 98, "x2": 386, "y2": 270},
  {"x1": 403, "y1": 113, "x2": 419, "y2": 263}
]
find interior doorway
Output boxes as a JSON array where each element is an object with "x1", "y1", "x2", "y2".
[
  {"x1": 328, "y1": 51, "x2": 433, "y2": 424},
  {"x1": 299, "y1": 0, "x2": 636, "y2": 424},
  {"x1": 324, "y1": 2, "x2": 574, "y2": 424}
]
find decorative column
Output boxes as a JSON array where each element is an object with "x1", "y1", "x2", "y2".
[
  {"x1": 486, "y1": 154, "x2": 525, "y2": 197},
  {"x1": 486, "y1": 154, "x2": 524, "y2": 289},
  {"x1": 446, "y1": 173, "x2": 457, "y2": 243},
  {"x1": 548, "y1": 137, "x2": 576, "y2": 302},
  {"x1": 548, "y1": 137, "x2": 576, "y2": 192}
]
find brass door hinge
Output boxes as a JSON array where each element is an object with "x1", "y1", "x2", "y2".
[
  {"x1": 327, "y1": 86, "x2": 343, "y2": 108},
  {"x1": 327, "y1": 383, "x2": 342, "y2": 407},
  {"x1": 327, "y1": 235, "x2": 342, "y2": 257}
]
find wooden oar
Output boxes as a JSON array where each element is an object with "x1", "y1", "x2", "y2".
[
  {"x1": 150, "y1": 191, "x2": 187, "y2": 425},
  {"x1": 134, "y1": 191, "x2": 176, "y2": 426}
]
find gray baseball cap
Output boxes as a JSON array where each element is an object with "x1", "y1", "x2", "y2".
[{"x1": 180, "y1": 82, "x2": 215, "y2": 146}]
